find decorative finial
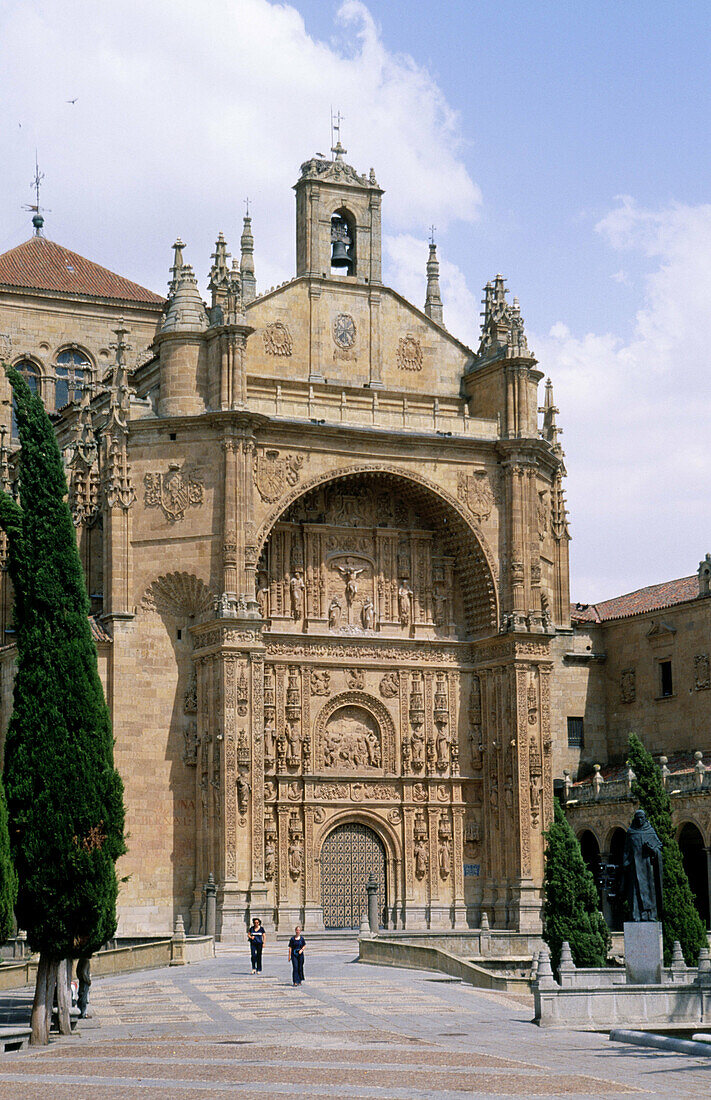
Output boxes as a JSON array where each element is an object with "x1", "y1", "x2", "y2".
[
  {"x1": 244, "y1": 196, "x2": 250, "y2": 217},
  {"x1": 240, "y1": 211, "x2": 256, "y2": 304},
  {"x1": 330, "y1": 108, "x2": 346, "y2": 161},
  {"x1": 168, "y1": 237, "x2": 185, "y2": 296},
  {"x1": 424, "y1": 235, "x2": 443, "y2": 326},
  {"x1": 429, "y1": 224, "x2": 436, "y2": 246}
]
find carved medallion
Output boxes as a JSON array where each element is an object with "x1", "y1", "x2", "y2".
[
  {"x1": 253, "y1": 449, "x2": 303, "y2": 503},
  {"x1": 396, "y1": 333, "x2": 423, "y2": 372},
  {"x1": 310, "y1": 670, "x2": 331, "y2": 696},
  {"x1": 379, "y1": 672, "x2": 399, "y2": 699},
  {"x1": 263, "y1": 320, "x2": 293, "y2": 357},
  {"x1": 695, "y1": 653, "x2": 710, "y2": 691},
  {"x1": 333, "y1": 313, "x2": 356, "y2": 349},
  {"x1": 144, "y1": 463, "x2": 204, "y2": 522},
  {"x1": 457, "y1": 470, "x2": 498, "y2": 523}
]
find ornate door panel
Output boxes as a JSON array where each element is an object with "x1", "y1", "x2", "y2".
[{"x1": 321, "y1": 823, "x2": 386, "y2": 929}]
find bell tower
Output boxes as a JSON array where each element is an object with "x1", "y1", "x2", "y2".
[{"x1": 294, "y1": 140, "x2": 383, "y2": 284}]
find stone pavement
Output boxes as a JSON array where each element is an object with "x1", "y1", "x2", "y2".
[{"x1": 0, "y1": 940, "x2": 708, "y2": 1097}]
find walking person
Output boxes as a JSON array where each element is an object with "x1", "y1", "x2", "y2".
[
  {"x1": 248, "y1": 917, "x2": 266, "y2": 974},
  {"x1": 288, "y1": 926, "x2": 305, "y2": 986}
]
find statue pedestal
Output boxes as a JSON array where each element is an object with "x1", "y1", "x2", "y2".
[{"x1": 624, "y1": 921, "x2": 663, "y2": 984}]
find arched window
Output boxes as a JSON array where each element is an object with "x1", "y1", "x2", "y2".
[
  {"x1": 55, "y1": 348, "x2": 90, "y2": 410},
  {"x1": 330, "y1": 209, "x2": 356, "y2": 276},
  {"x1": 11, "y1": 359, "x2": 40, "y2": 438}
]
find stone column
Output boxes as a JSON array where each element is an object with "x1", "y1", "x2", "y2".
[
  {"x1": 222, "y1": 436, "x2": 238, "y2": 598},
  {"x1": 452, "y1": 805, "x2": 467, "y2": 928}
]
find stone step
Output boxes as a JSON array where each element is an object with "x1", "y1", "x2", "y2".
[{"x1": 0, "y1": 1026, "x2": 31, "y2": 1052}]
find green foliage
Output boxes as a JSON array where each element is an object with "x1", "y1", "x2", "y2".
[
  {"x1": 0, "y1": 367, "x2": 125, "y2": 958},
  {"x1": 0, "y1": 780, "x2": 17, "y2": 944},
  {"x1": 627, "y1": 732, "x2": 706, "y2": 965},
  {"x1": 543, "y1": 800, "x2": 610, "y2": 973}
]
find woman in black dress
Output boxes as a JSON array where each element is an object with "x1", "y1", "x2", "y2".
[
  {"x1": 248, "y1": 918, "x2": 266, "y2": 974},
  {"x1": 288, "y1": 926, "x2": 305, "y2": 986}
]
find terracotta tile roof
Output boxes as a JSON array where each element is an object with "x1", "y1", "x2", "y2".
[
  {"x1": 0, "y1": 236, "x2": 164, "y2": 305},
  {"x1": 571, "y1": 574, "x2": 699, "y2": 624},
  {"x1": 89, "y1": 616, "x2": 112, "y2": 644}
]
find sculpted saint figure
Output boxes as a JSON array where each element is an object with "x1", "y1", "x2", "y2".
[
  {"x1": 439, "y1": 839, "x2": 451, "y2": 879},
  {"x1": 411, "y1": 726, "x2": 425, "y2": 767},
  {"x1": 289, "y1": 571, "x2": 305, "y2": 620},
  {"x1": 361, "y1": 597, "x2": 375, "y2": 631},
  {"x1": 328, "y1": 597, "x2": 342, "y2": 629},
  {"x1": 398, "y1": 579, "x2": 413, "y2": 626},
  {"x1": 256, "y1": 574, "x2": 269, "y2": 618},
  {"x1": 265, "y1": 837, "x2": 276, "y2": 881},
  {"x1": 414, "y1": 838, "x2": 428, "y2": 879},
  {"x1": 623, "y1": 809, "x2": 664, "y2": 921}
]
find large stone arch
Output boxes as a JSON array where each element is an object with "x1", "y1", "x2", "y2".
[
  {"x1": 314, "y1": 690, "x2": 397, "y2": 773},
  {"x1": 255, "y1": 462, "x2": 499, "y2": 636}
]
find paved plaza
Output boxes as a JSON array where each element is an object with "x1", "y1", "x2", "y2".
[{"x1": 0, "y1": 941, "x2": 708, "y2": 1098}]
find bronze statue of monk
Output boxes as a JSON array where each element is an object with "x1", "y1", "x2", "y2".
[{"x1": 622, "y1": 809, "x2": 664, "y2": 921}]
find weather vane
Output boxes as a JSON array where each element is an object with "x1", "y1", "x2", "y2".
[
  {"x1": 22, "y1": 151, "x2": 50, "y2": 234},
  {"x1": 429, "y1": 225, "x2": 437, "y2": 246},
  {"x1": 244, "y1": 197, "x2": 250, "y2": 217}
]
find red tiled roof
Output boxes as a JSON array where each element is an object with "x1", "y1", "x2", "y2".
[
  {"x1": 89, "y1": 616, "x2": 112, "y2": 644},
  {"x1": 571, "y1": 575, "x2": 699, "y2": 624},
  {"x1": 0, "y1": 236, "x2": 164, "y2": 305}
]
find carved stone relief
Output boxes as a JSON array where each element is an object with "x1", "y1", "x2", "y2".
[
  {"x1": 346, "y1": 668, "x2": 365, "y2": 691},
  {"x1": 263, "y1": 320, "x2": 293, "y2": 357},
  {"x1": 144, "y1": 463, "x2": 204, "y2": 522},
  {"x1": 620, "y1": 668, "x2": 636, "y2": 704},
  {"x1": 457, "y1": 470, "x2": 499, "y2": 523},
  {"x1": 396, "y1": 333, "x2": 423, "y2": 372},
  {"x1": 253, "y1": 449, "x2": 303, "y2": 503},
  {"x1": 310, "y1": 670, "x2": 331, "y2": 696},
  {"x1": 695, "y1": 654, "x2": 710, "y2": 691},
  {"x1": 323, "y1": 705, "x2": 381, "y2": 770},
  {"x1": 183, "y1": 722, "x2": 198, "y2": 766},
  {"x1": 379, "y1": 672, "x2": 399, "y2": 699}
]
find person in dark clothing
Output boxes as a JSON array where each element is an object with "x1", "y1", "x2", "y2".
[
  {"x1": 248, "y1": 918, "x2": 266, "y2": 973},
  {"x1": 288, "y1": 926, "x2": 305, "y2": 986}
]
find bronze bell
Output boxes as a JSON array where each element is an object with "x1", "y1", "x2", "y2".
[{"x1": 331, "y1": 240, "x2": 352, "y2": 267}]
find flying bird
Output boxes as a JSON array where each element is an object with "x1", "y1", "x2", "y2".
[{"x1": 66, "y1": 98, "x2": 78, "y2": 104}]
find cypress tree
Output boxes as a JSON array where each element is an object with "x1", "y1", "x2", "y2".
[
  {"x1": 543, "y1": 799, "x2": 610, "y2": 973},
  {"x1": 0, "y1": 367, "x2": 125, "y2": 1044},
  {"x1": 0, "y1": 780, "x2": 17, "y2": 945},
  {"x1": 627, "y1": 732, "x2": 706, "y2": 966}
]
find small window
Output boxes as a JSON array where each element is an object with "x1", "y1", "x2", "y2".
[
  {"x1": 567, "y1": 716, "x2": 584, "y2": 748},
  {"x1": 11, "y1": 360, "x2": 40, "y2": 437},
  {"x1": 55, "y1": 348, "x2": 90, "y2": 410},
  {"x1": 659, "y1": 660, "x2": 673, "y2": 698}
]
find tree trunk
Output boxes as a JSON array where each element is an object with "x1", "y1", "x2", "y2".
[
  {"x1": 56, "y1": 958, "x2": 72, "y2": 1035},
  {"x1": 30, "y1": 953, "x2": 58, "y2": 1046}
]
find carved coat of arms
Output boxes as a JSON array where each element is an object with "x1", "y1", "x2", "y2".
[
  {"x1": 262, "y1": 320, "x2": 293, "y2": 357},
  {"x1": 144, "y1": 463, "x2": 204, "y2": 522},
  {"x1": 333, "y1": 313, "x2": 356, "y2": 349},
  {"x1": 253, "y1": 449, "x2": 303, "y2": 503},
  {"x1": 396, "y1": 334, "x2": 423, "y2": 372},
  {"x1": 457, "y1": 470, "x2": 498, "y2": 523}
]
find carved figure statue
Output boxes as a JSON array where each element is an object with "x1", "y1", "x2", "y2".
[
  {"x1": 433, "y1": 587, "x2": 447, "y2": 627},
  {"x1": 236, "y1": 774, "x2": 250, "y2": 815},
  {"x1": 265, "y1": 837, "x2": 276, "y2": 881},
  {"x1": 439, "y1": 839, "x2": 452, "y2": 879},
  {"x1": 328, "y1": 597, "x2": 342, "y2": 629},
  {"x1": 414, "y1": 838, "x2": 428, "y2": 879},
  {"x1": 411, "y1": 726, "x2": 425, "y2": 767},
  {"x1": 264, "y1": 720, "x2": 275, "y2": 760},
  {"x1": 436, "y1": 727, "x2": 450, "y2": 767},
  {"x1": 398, "y1": 579, "x2": 413, "y2": 626},
  {"x1": 288, "y1": 838, "x2": 303, "y2": 879},
  {"x1": 337, "y1": 562, "x2": 365, "y2": 607},
  {"x1": 361, "y1": 597, "x2": 375, "y2": 631},
  {"x1": 540, "y1": 590, "x2": 552, "y2": 629},
  {"x1": 623, "y1": 809, "x2": 664, "y2": 921},
  {"x1": 286, "y1": 723, "x2": 300, "y2": 765},
  {"x1": 289, "y1": 571, "x2": 305, "y2": 620},
  {"x1": 256, "y1": 574, "x2": 269, "y2": 618}
]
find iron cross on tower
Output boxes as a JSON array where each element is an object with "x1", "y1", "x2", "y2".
[{"x1": 330, "y1": 108, "x2": 345, "y2": 158}]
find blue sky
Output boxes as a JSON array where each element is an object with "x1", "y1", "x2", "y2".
[{"x1": 1, "y1": 0, "x2": 709, "y2": 600}]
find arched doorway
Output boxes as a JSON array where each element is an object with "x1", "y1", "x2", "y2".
[
  {"x1": 320, "y1": 822, "x2": 387, "y2": 930},
  {"x1": 608, "y1": 827, "x2": 627, "y2": 930},
  {"x1": 679, "y1": 823, "x2": 709, "y2": 928},
  {"x1": 579, "y1": 830, "x2": 600, "y2": 883}
]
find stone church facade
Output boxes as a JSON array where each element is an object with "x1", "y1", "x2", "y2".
[{"x1": 7, "y1": 143, "x2": 698, "y2": 939}]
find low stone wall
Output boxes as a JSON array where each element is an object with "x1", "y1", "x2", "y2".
[
  {"x1": 0, "y1": 936, "x2": 214, "y2": 990},
  {"x1": 535, "y1": 982, "x2": 711, "y2": 1029},
  {"x1": 368, "y1": 929, "x2": 545, "y2": 958},
  {"x1": 358, "y1": 936, "x2": 531, "y2": 992}
]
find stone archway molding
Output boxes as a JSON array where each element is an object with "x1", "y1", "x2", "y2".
[
  {"x1": 254, "y1": 461, "x2": 499, "y2": 632},
  {"x1": 314, "y1": 690, "x2": 397, "y2": 774}
]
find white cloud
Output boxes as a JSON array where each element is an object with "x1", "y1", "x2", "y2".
[
  {"x1": 534, "y1": 198, "x2": 711, "y2": 600},
  {"x1": 0, "y1": 0, "x2": 481, "y2": 296}
]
